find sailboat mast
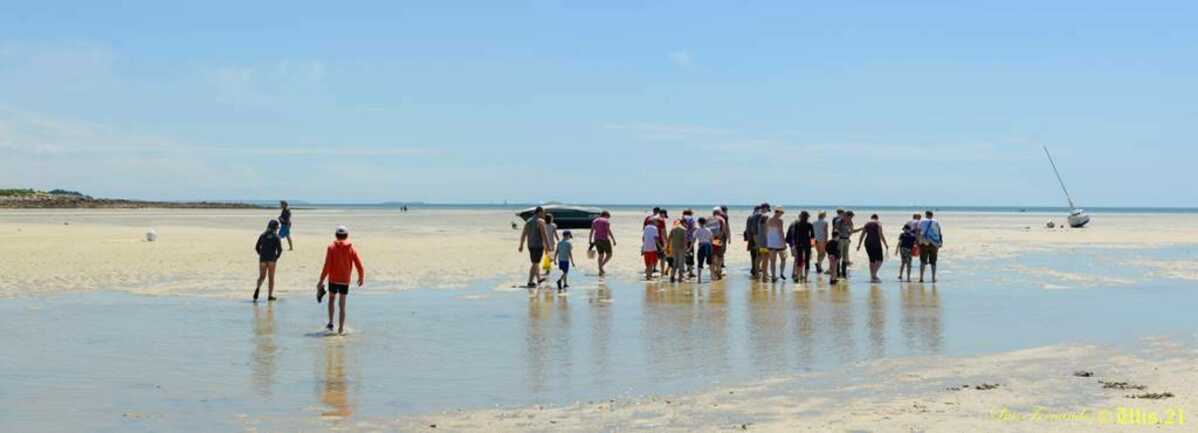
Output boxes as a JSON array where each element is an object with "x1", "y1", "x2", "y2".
[{"x1": 1043, "y1": 146, "x2": 1076, "y2": 209}]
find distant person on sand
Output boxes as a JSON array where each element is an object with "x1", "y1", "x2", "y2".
[
  {"x1": 826, "y1": 230, "x2": 842, "y2": 284},
  {"x1": 695, "y1": 217, "x2": 714, "y2": 283},
  {"x1": 668, "y1": 220, "x2": 688, "y2": 283},
  {"x1": 544, "y1": 214, "x2": 559, "y2": 252},
  {"x1": 917, "y1": 210, "x2": 944, "y2": 283},
  {"x1": 765, "y1": 207, "x2": 786, "y2": 282},
  {"x1": 857, "y1": 214, "x2": 889, "y2": 283},
  {"x1": 813, "y1": 211, "x2": 829, "y2": 275},
  {"x1": 253, "y1": 219, "x2": 284, "y2": 302},
  {"x1": 589, "y1": 210, "x2": 616, "y2": 277},
  {"x1": 279, "y1": 201, "x2": 293, "y2": 251},
  {"x1": 744, "y1": 205, "x2": 762, "y2": 278},
  {"x1": 896, "y1": 221, "x2": 917, "y2": 282},
  {"x1": 836, "y1": 210, "x2": 861, "y2": 278},
  {"x1": 555, "y1": 231, "x2": 576, "y2": 292},
  {"x1": 316, "y1": 225, "x2": 364, "y2": 335},
  {"x1": 682, "y1": 209, "x2": 697, "y2": 278},
  {"x1": 518, "y1": 206, "x2": 551, "y2": 288},
  {"x1": 706, "y1": 208, "x2": 727, "y2": 279},
  {"x1": 641, "y1": 219, "x2": 662, "y2": 280},
  {"x1": 787, "y1": 211, "x2": 815, "y2": 282}
]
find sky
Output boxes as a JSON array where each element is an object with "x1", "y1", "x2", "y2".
[{"x1": 1, "y1": 1, "x2": 1195, "y2": 206}]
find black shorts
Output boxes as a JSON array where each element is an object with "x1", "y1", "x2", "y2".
[
  {"x1": 329, "y1": 283, "x2": 349, "y2": 295},
  {"x1": 593, "y1": 239, "x2": 612, "y2": 255},
  {"x1": 529, "y1": 247, "x2": 544, "y2": 264},
  {"x1": 866, "y1": 242, "x2": 884, "y2": 262}
]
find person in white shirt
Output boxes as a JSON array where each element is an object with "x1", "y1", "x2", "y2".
[
  {"x1": 812, "y1": 211, "x2": 830, "y2": 274},
  {"x1": 642, "y1": 223, "x2": 662, "y2": 280}
]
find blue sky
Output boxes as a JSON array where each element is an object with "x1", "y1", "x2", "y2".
[{"x1": 1, "y1": 1, "x2": 1195, "y2": 206}]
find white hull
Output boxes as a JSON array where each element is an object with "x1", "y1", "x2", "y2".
[{"x1": 1068, "y1": 210, "x2": 1090, "y2": 228}]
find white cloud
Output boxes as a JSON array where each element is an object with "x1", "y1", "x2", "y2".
[
  {"x1": 207, "y1": 60, "x2": 329, "y2": 108},
  {"x1": 668, "y1": 50, "x2": 693, "y2": 68}
]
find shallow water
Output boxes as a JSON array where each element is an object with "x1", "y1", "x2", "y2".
[{"x1": 3, "y1": 259, "x2": 1197, "y2": 432}]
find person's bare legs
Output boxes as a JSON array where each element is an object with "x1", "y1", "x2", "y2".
[
  {"x1": 919, "y1": 261, "x2": 927, "y2": 283},
  {"x1": 931, "y1": 264, "x2": 937, "y2": 283},
  {"x1": 326, "y1": 293, "x2": 336, "y2": 328},
  {"x1": 768, "y1": 251, "x2": 778, "y2": 282},
  {"x1": 254, "y1": 262, "x2": 267, "y2": 301},
  {"x1": 869, "y1": 261, "x2": 881, "y2": 282},
  {"x1": 266, "y1": 262, "x2": 277, "y2": 300},
  {"x1": 528, "y1": 262, "x2": 539, "y2": 287},
  {"x1": 337, "y1": 294, "x2": 347, "y2": 334},
  {"x1": 285, "y1": 235, "x2": 293, "y2": 251}
]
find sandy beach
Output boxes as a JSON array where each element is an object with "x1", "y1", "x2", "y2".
[
  {"x1": 2, "y1": 207, "x2": 1196, "y2": 432},
  {"x1": 2, "y1": 208, "x2": 1195, "y2": 298},
  {"x1": 399, "y1": 339, "x2": 1197, "y2": 432}
]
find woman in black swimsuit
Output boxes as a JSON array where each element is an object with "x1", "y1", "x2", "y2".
[{"x1": 857, "y1": 214, "x2": 889, "y2": 283}]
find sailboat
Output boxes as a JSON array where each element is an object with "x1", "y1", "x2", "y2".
[{"x1": 1043, "y1": 146, "x2": 1091, "y2": 228}]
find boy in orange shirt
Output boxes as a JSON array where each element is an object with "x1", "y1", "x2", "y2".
[{"x1": 317, "y1": 225, "x2": 365, "y2": 335}]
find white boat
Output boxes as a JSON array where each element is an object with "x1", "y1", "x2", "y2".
[{"x1": 1043, "y1": 146, "x2": 1091, "y2": 228}]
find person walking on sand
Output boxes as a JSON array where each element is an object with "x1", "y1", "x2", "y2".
[
  {"x1": 896, "y1": 222, "x2": 916, "y2": 282},
  {"x1": 518, "y1": 206, "x2": 551, "y2": 288},
  {"x1": 826, "y1": 230, "x2": 842, "y2": 284},
  {"x1": 555, "y1": 231, "x2": 576, "y2": 292},
  {"x1": 682, "y1": 209, "x2": 698, "y2": 278},
  {"x1": 706, "y1": 208, "x2": 727, "y2": 279},
  {"x1": 279, "y1": 201, "x2": 294, "y2": 251},
  {"x1": 813, "y1": 211, "x2": 829, "y2": 275},
  {"x1": 857, "y1": 214, "x2": 889, "y2": 283},
  {"x1": 642, "y1": 219, "x2": 662, "y2": 280},
  {"x1": 787, "y1": 211, "x2": 815, "y2": 282},
  {"x1": 667, "y1": 220, "x2": 688, "y2": 283},
  {"x1": 253, "y1": 219, "x2": 284, "y2": 302},
  {"x1": 836, "y1": 210, "x2": 861, "y2": 278},
  {"x1": 589, "y1": 210, "x2": 616, "y2": 277},
  {"x1": 765, "y1": 207, "x2": 786, "y2": 282},
  {"x1": 917, "y1": 210, "x2": 944, "y2": 283},
  {"x1": 316, "y1": 226, "x2": 364, "y2": 335},
  {"x1": 695, "y1": 217, "x2": 714, "y2": 283},
  {"x1": 744, "y1": 205, "x2": 762, "y2": 278}
]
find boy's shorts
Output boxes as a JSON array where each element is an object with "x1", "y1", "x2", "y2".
[
  {"x1": 900, "y1": 247, "x2": 913, "y2": 263},
  {"x1": 558, "y1": 260, "x2": 570, "y2": 273},
  {"x1": 329, "y1": 283, "x2": 349, "y2": 295},
  {"x1": 279, "y1": 225, "x2": 291, "y2": 238},
  {"x1": 528, "y1": 247, "x2": 544, "y2": 264},
  {"x1": 697, "y1": 243, "x2": 712, "y2": 268},
  {"x1": 643, "y1": 251, "x2": 659, "y2": 268}
]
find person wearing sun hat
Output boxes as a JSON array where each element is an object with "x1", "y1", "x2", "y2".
[{"x1": 316, "y1": 225, "x2": 364, "y2": 335}]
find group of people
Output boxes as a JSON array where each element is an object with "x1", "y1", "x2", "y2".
[
  {"x1": 253, "y1": 201, "x2": 366, "y2": 335},
  {"x1": 516, "y1": 204, "x2": 945, "y2": 289},
  {"x1": 639, "y1": 206, "x2": 732, "y2": 283},
  {"x1": 517, "y1": 207, "x2": 578, "y2": 292},
  {"x1": 741, "y1": 204, "x2": 944, "y2": 285}
]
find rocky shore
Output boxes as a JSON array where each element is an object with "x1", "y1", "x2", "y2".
[{"x1": 0, "y1": 190, "x2": 263, "y2": 209}]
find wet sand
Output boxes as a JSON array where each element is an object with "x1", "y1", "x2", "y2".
[
  {"x1": 2, "y1": 208, "x2": 1197, "y2": 432},
  {"x1": 2, "y1": 208, "x2": 1197, "y2": 298}
]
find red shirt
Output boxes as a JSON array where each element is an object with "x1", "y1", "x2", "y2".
[{"x1": 319, "y1": 239, "x2": 365, "y2": 285}]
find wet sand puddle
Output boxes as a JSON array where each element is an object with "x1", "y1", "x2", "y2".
[{"x1": 2, "y1": 271, "x2": 1197, "y2": 432}]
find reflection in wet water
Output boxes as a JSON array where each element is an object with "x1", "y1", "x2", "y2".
[
  {"x1": 251, "y1": 303, "x2": 277, "y2": 397},
  {"x1": 318, "y1": 337, "x2": 354, "y2": 419},
  {"x1": 27, "y1": 275, "x2": 1172, "y2": 432},
  {"x1": 901, "y1": 285, "x2": 943, "y2": 353},
  {"x1": 868, "y1": 285, "x2": 886, "y2": 359}
]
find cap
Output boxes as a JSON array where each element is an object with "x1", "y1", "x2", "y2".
[
  {"x1": 563, "y1": 230, "x2": 573, "y2": 238},
  {"x1": 335, "y1": 225, "x2": 349, "y2": 235}
]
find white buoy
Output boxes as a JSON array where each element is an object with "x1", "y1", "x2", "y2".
[
  {"x1": 1045, "y1": 220, "x2": 1056, "y2": 229},
  {"x1": 146, "y1": 229, "x2": 158, "y2": 242}
]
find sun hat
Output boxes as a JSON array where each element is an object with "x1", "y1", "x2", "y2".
[{"x1": 335, "y1": 225, "x2": 349, "y2": 236}]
